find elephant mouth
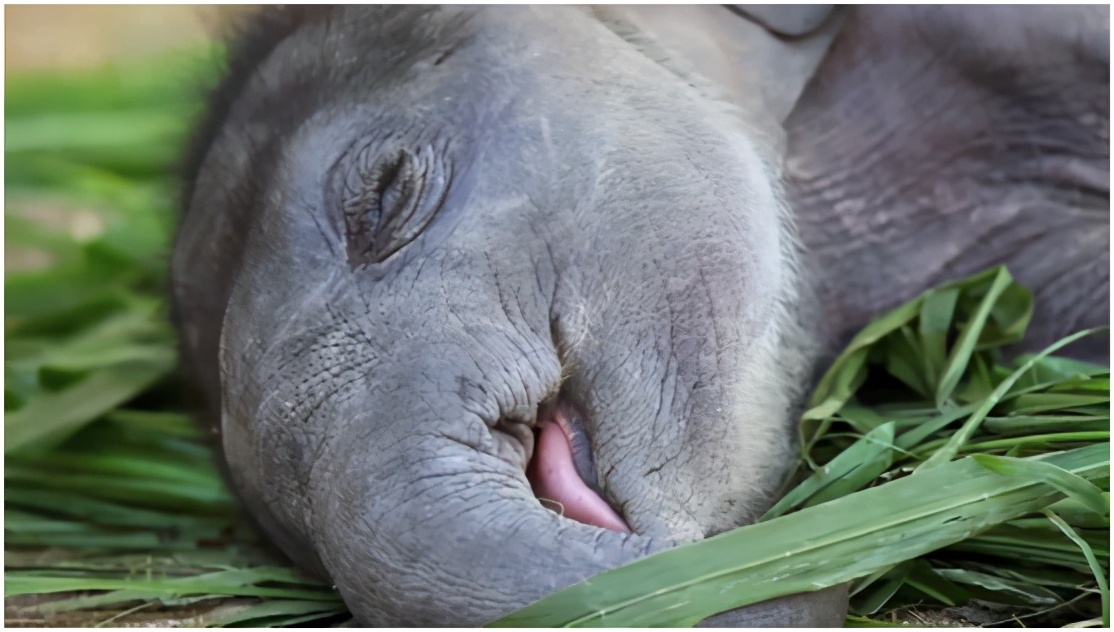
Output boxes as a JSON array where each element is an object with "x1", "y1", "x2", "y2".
[{"x1": 526, "y1": 402, "x2": 630, "y2": 532}]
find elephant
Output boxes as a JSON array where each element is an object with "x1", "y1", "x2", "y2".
[{"x1": 170, "y1": 5, "x2": 1109, "y2": 626}]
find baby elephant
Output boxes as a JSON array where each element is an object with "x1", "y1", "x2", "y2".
[{"x1": 171, "y1": 5, "x2": 1108, "y2": 626}]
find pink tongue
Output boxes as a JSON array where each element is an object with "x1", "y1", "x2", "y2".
[{"x1": 527, "y1": 420, "x2": 630, "y2": 533}]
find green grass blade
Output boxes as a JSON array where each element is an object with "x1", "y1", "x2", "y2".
[
  {"x1": 933, "y1": 567, "x2": 1061, "y2": 606},
  {"x1": 1045, "y1": 511, "x2": 1110, "y2": 627},
  {"x1": 884, "y1": 326, "x2": 930, "y2": 397},
  {"x1": 1006, "y1": 393, "x2": 1111, "y2": 416},
  {"x1": 492, "y1": 445, "x2": 1106, "y2": 627},
  {"x1": 1046, "y1": 494, "x2": 1111, "y2": 529},
  {"x1": 5, "y1": 570, "x2": 339, "y2": 601},
  {"x1": 850, "y1": 563, "x2": 911, "y2": 615},
  {"x1": 934, "y1": 267, "x2": 1015, "y2": 408},
  {"x1": 762, "y1": 422, "x2": 897, "y2": 519},
  {"x1": 804, "y1": 297, "x2": 923, "y2": 418},
  {"x1": 917, "y1": 287, "x2": 960, "y2": 397},
  {"x1": 4, "y1": 488, "x2": 225, "y2": 529},
  {"x1": 916, "y1": 328, "x2": 1101, "y2": 472},
  {"x1": 1014, "y1": 354, "x2": 1108, "y2": 384},
  {"x1": 985, "y1": 415, "x2": 1110, "y2": 437},
  {"x1": 895, "y1": 404, "x2": 977, "y2": 451},
  {"x1": 903, "y1": 560, "x2": 968, "y2": 606},
  {"x1": 5, "y1": 361, "x2": 175, "y2": 457},
  {"x1": 202, "y1": 599, "x2": 350, "y2": 627},
  {"x1": 973, "y1": 454, "x2": 1109, "y2": 517}
]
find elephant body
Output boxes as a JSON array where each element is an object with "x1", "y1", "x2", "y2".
[{"x1": 171, "y1": 6, "x2": 1108, "y2": 626}]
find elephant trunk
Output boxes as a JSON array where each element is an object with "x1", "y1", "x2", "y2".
[
  {"x1": 262, "y1": 337, "x2": 657, "y2": 625},
  {"x1": 305, "y1": 403, "x2": 658, "y2": 625}
]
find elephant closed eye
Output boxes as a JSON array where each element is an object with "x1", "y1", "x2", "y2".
[{"x1": 332, "y1": 142, "x2": 452, "y2": 268}]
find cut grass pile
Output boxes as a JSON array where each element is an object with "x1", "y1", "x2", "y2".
[
  {"x1": 6, "y1": 49, "x2": 352, "y2": 627},
  {"x1": 501, "y1": 269, "x2": 1109, "y2": 627},
  {"x1": 5, "y1": 48, "x2": 1110, "y2": 627}
]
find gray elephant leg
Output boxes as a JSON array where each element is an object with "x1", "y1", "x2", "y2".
[{"x1": 785, "y1": 5, "x2": 1109, "y2": 361}]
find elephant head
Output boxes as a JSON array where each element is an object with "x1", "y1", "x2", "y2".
[{"x1": 173, "y1": 5, "x2": 828, "y2": 624}]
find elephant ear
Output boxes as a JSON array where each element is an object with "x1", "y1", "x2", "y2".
[
  {"x1": 593, "y1": 5, "x2": 846, "y2": 138},
  {"x1": 719, "y1": 4, "x2": 845, "y2": 126},
  {"x1": 729, "y1": 5, "x2": 835, "y2": 38}
]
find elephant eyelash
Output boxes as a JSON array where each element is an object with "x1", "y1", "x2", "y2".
[{"x1": 335, "y1": 142, "x2": 451, "y2": 269}]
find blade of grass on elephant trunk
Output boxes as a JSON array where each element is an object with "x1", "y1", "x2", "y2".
[{"x1": 492, "y1": 444, "x2": 1107, "y2": 627}]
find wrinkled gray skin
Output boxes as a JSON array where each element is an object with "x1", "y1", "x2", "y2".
[{"x1": 171, "y1": 5, "x2": 1109, "y2": 627}]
